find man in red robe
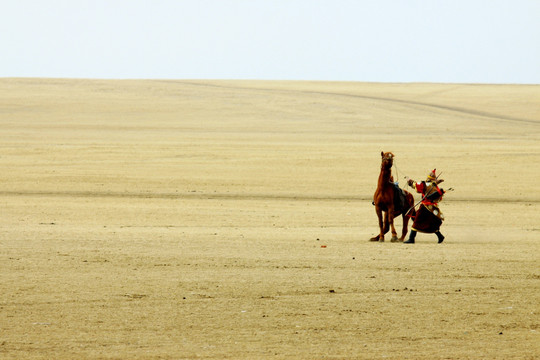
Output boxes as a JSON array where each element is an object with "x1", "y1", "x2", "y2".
[{"x1": 404, "y1": 169, "x2": 446, "y2": 244}]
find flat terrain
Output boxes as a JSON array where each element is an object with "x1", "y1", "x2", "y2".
[{"x1": 1, "y1": 79, "x2": 539, "y2": 359}]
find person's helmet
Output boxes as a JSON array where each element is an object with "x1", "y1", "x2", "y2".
[{"x1": 426, "y1": 169, "x2": 437, "y2": 181}]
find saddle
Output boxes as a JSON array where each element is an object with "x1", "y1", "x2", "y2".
[{"x1": 392, "y1": 183, "x2": 407, "y2": 212}]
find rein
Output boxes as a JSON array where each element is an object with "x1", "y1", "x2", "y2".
[{"x1": 392, "y1": 160, "x2": 411, "y2": 189}]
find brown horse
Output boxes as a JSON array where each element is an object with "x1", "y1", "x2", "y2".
[{"x1": 370, "y1": 151, "x2": 415, "y2": 242}]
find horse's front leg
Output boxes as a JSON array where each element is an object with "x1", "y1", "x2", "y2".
[
  {"x1": 399, "y1": 213, "x2": 410, "y2": 241},
  {"x1": 370, "y1": 206, "x2": 385, "y2": 242},
  {"x1": 388, "y1": 206, "x2": 398, "y2": 242}
]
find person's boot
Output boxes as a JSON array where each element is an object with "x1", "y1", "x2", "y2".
[
  {"x1": 436, "y1": 231, "x2": 445, "y2": 244},
  {"x1": 404, "y1": 230, "x2": 416, "y2": 244}
]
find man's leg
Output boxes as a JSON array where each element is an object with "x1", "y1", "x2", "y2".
[{"x1": 404, "y1": 229, "x2": 417, "y2": 244}]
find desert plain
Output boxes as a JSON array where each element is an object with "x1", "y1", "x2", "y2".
[{"x1": 0, "y1": 78, "x2": 539, "y2": 359}]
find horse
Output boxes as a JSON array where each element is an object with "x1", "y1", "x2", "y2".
[{"x1": 370, "y1": 151, "x2": 416, "y2": 242}]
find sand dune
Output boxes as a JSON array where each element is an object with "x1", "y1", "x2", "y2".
[{"x1": 1, "y1": 78, "x2": 539, "y2": 359}]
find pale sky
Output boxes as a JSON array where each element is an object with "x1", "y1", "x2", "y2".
[{"x1": 2, "y1": 0, "x2": 539, "y2": 83}]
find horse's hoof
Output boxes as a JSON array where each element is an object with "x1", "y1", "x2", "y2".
[
  {"x1": 391, "y1": 236, "x2": 399, "y2": 242},
  {"x1": 379, "y1": 238, "x2": 384, "y2": 242},
  {"x1": 369, "y1": 237, "x2": 379, "y2": 242}
]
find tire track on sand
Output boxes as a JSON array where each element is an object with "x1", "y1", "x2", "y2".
[{"x1": 168, "y1": 81, "x2": 539, "y2": 125}]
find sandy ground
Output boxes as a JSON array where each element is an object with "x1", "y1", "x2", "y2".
[{"x1": 0, "y1": 78, "x2": 539, "y2": 359}]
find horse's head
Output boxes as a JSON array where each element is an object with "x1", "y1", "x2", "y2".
[{"x1": 381, "y1": 151, "x2": 394, "y2": 169}]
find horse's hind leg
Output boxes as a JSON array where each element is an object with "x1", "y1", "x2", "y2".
[
  {"x1": 388, "y1": 207, "x2": 398, "y2": 242},
  {"x1": 399, "y1": 214, "x2": 410, "y2": 242},
  {"x1": 399, "y1": 193, "x2": 415, "y2": 241}
]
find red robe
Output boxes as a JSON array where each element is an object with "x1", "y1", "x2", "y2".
[
  {"x1": 411, "y1": 181, "x2": 445, "y2": 233},
  {"x1": 414, "y1": 181, "x2": 444, "y2": 206}
]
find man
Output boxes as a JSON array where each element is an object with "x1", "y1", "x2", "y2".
[{"x1": 404, "y1": 169, "x2": 446, "y2": 244}]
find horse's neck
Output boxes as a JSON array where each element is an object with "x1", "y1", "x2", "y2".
[{"x1": 378, "y1": 165, "x2": 392, "y2": 188}]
